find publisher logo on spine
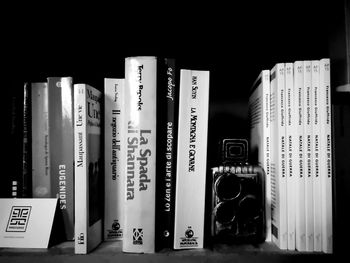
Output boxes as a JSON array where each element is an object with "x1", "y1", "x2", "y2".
[
  {"x1": 6, "y1": 206, "x2": 32, "y2": 232},
  {"x1": 133, "y1": 228, "x2": 143, "y2": 245},
  {"x1": 107, "y1": 220, "x2": 123, "y2": 239},
  {"x1": 179, "y1": 226, "x2": 198, "y2": 248}
]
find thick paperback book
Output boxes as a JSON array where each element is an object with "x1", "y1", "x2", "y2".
[
  {"x1": 270, "y1": 63, "x2": 287, "y2": 249},
  {"x1": 74, "y1": 84, "x2": 103, "y2": 254},
  {"x1": 31, "y1": 82, "x2": 51, "y2": 198},
  {"x1": 248, "y1": 70, "x2": 271, "y2": 241},
  {"x1": 123, "y1": 56, "x2": 157, "y2": 253},
  {"x1": 48, "y1": 77, "x2": 74, "y2": 240},
  {"x1": 156, "y1": 58, "x2": 178, "y2": 249},
  {"x1": 104, "y1": 78, "x2": 125, "y2": 241},
  {"x1": 173, "y1": 69, "x2": 210, "y2": 249}
]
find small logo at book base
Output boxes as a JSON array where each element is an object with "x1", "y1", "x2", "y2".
[
  {"x1": 107, "y1": 220, "x2": 123, "y2": 239},
  {"x1": 6, "y1": 206, "x2": 32, "y2": 232},
  {"x1": 133, "y1": 228, "x2": 143, "y2": 245},
  {"x1": 179, "y1": 226, "x2": 198, "y2": 248}
]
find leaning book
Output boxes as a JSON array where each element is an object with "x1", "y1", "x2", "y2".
[
  {"x1": 122, "y1": 56, "x2": 157, "y2": 253},
  {"x1": 74, "y1": 84, "x2": 103, "y2": 254},
  {"x1": 173, "y1": 69, "x2": 210, "y2": 249}
]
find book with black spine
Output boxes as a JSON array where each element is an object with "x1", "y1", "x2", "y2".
[
  {"x1": 74, "y1": 83, "x2": 103, "y2": 254},
  {"x1": 47, "y1": 77, "x2": 74, "y2": 240},
  {"x1": 156, "y1": 58, "x2": 178, "y2": 250}
]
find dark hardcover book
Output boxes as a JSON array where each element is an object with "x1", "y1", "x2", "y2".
[
  {"x1": 6, "y1": 82, "x2": 32, "y2": 198},
  {"x1": 48, "y1": 77, "x2": 75, "y2": 240},
  {"x1": 156, "y1": 58, "x2": 178, "y2": 250}
]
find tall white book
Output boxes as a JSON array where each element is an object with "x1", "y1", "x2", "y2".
[
  {"x1": 104, "y1": 78, "x2": 125, "y2": 241},
  {"x1": 303, "y1": 61, "x2": 313, "y2": 252},
  {"x1": 285, "y1": 63, "x2": 296, "y2": 250},
  {"x1": 294, "y1": 61, "x2": 306, "y2": 251},
  {"x1": 319, "y1": 58, "x2": 333, "y2": 253},
  {"x1": 173, "y1": 69, "x2": 210, "y2": 249},
  {"x1": 249, "y1": 70, "x2": 271, "y2": 241},
  {"x1": 74, "y1": 84, "x2": 103, "y2": 254},
  {"x1": 31, "y1": 82, "x2": 51, "y2": 198},
  {"x1": 270, "y1": 63, "x2": 287, "y2": 249},
  {"x1": 123, "y1": 57, "x2": 157, "y2": 253},
  {"x1": 312, "y1": 61, "x2": 322, "y2": 252}
]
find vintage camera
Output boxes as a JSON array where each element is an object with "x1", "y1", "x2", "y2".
[{"x1": 211, "y1": 139, "x2": 266, "y2": 243}]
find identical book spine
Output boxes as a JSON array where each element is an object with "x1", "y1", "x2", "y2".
[
  {"x1": 248, "y1": 70, "x2": 271, "y2": 242},
  {"x1": 270, "y1": 63, "x2": 287, "y2": 249},
  {"x1": 122, "y1": 57, "x2": 157, "y2": 253},
  {"x1": 104, "y1": 78, "x2": 125, "y2": 241},
  {"x1": 48, "y1": 77, "x2": 75, "y2": 240},
  {"x1": 74, "y1": 84, "x2": 103, "y2": 254},
  {"x1": 319, "y1": 58, "x2": 333, "y2": 253},
  {"x1": 285, "y1": 63, "x2": 296, "y2": 250},
  {"x1": 173, "y1": 69, "x2": 210, "y2": 249},
  {"x1": 294, "y1": 61, "x2": 306, "y2": 251}
]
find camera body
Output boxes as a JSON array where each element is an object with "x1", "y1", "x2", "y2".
[{"x1": 211, "y1": 139, "x2": 266, "y2": 243}]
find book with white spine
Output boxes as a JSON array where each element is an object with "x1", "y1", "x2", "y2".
[
  {"x1": 123, "y1": 57, "x2": 157, "y2": 253},
  {"x1": 312, "y1": 60, "x2": 322, "y2": 252},
  {"x1": 319, "y1": 58, "x2": 333, "y2": 253},
  {"x1": 104, "y1": 78, "x2": 125, "y2": 241},
  {"x1": 248, "y1": 70, "x2": 271, "y2": 241},
  {"x1": 303, "y1": 61, "x2": 313, "y2": 252},
  {"x1": 293, "y1": 61, "x2": 306, "y2": 251},
  {"x1": 74, "y1": 84, "x2": 103, "y2": 254},
  {"x1": 285, "y1": 63, "x2": 296, "y2": 250},
  {"x1": 173, "y1": 69, "x2": 210, "y2": 249},
  {"x1": 270, "y1": 63, "x2": 287, "y2": 249}
]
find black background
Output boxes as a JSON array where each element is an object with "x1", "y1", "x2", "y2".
[{"x1": 1, "y1": 0, "x2": 348, "y2": 258}]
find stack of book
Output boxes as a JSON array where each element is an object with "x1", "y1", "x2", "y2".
[{"x1": 249, "y1": 58, "x2": 333, "y2": 253}]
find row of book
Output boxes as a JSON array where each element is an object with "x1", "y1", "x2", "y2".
[
  {"x1": 249, "y1": 58, "x2": 333, "y2": 253},
  {"x1": 5, "y1": 57, "x2": 210, "y2": 254}
]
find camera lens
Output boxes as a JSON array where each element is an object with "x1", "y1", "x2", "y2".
[
  {"x1": 215, "y1": 201, "x2": 235, "y2": 224},
  {"x1": 238, "y1": 194, "x2": 260, "y2": 219},
  {"x1": 215, "y1": 173, "x2": 241, "y2": 201}
]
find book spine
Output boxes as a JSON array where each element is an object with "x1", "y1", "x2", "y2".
[
  {"x1": 22, "y1": 83, "x2": 31, "y2": 198},
  {"x1": 123, "y1": 57, "x2": 157, "y2": 253},
  {"x1": 173, "y1": 69, "x2": 210, "y2": 249},
  {"x1": 262, "y1": 70, "x2": 271, "y2": 242},
  {"x1": 104, "y1": 78, "x2": 125, "y2": 241},
  {"x1": 294, "y1": 61, "x2": 306, "y2": 251},
  {"x1": 270, "y1": 63, "x2": 287, "y2": 249},
  {"x1": 48, "y1": 77, "x2": 74, "y2": 240},
  {"x1": 319, "y1": 58, "x2": 333, "y2": 253},
  {"x1": 74, "y1": 84, "x2": 88, "y2": 254},
  {"x1": 285, "y1": 63, "x2": 296, "y2": 250},
  {"x1": 31, "y1": 82, "x2": 51, "y2": 198},
  {"x1": 303, "y1": 61, "x2": 314, "y2": 251},
  {"x1": 312, "y1": 62, "x2": 322, "y2": 252},
  {"x1": 158, "y1": 58, "x2": 177, "y2": 249}
]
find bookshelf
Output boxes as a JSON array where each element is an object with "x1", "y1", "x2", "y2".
[{"x1": 1, "y1": 0, "x2": 349, "y2": 262}]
